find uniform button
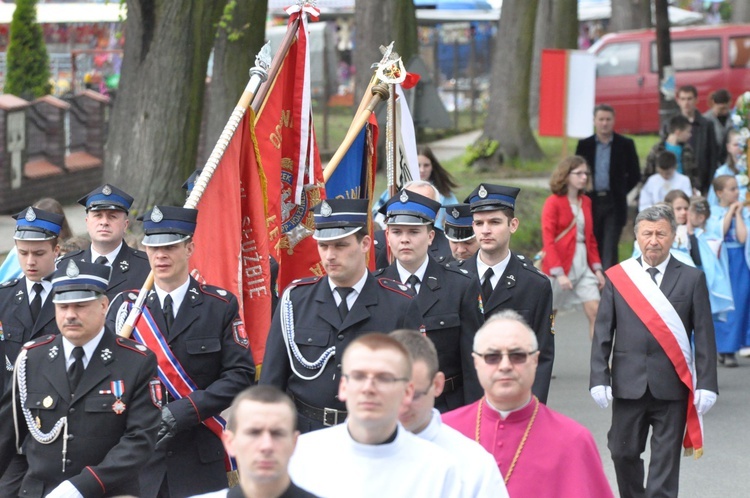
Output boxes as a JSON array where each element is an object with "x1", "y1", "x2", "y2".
[
  {"x1": 498, "y1": 441, "x2": 503, "y2": 447},
  {"x1": 307, "y1": 338, "x2": 313, "y2": 343},
  {"x1": 67, "y1": 434, "x2": 74, "y2": 441},
  {"x1": 439, "y1": 321, "x2": 445, "y2": 326},
  {"x1": 69, "y1": 407, "x2": 75, "y2": 413},
  {"x1": 499, "y1": 424, "x2": 504, "y2": 429},
  {"x1": 336, "y1": 363, "x2": 342, "y2": 370},
  {"x1": 200, "y1": 345, "x2": 206, "y2": 351},
  {"x1": 337, "y1": 334, "x2": 344, "y2": 341},
  {"x1": 6, "y1": 333, "x2": 11, "y2": 339},
  {"x1": 35, "y1": 401, "x2": 41, "y2": 406},
  {"x1": 102, "y1": 403, "x2": 108, "y2": 408},
  {"x1": 22, "y1": 489, "x2": 27, "y2": 494},
  {"x1": 65, "y1": 459, "x2": 72, "y2": 465}
]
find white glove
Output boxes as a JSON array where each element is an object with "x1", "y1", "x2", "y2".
[
  {"x1": 45, "y1": 480, "x2": 83, "y2": 498},
  {"x1": 693, "y1": 389, "x2": 717, "y2": 415},
  {"x1": 590, "y1": 385, "x2": 612, "y2": 409}
]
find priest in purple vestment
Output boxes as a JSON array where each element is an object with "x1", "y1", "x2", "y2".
[{"x1": 442, "y1": 310, "x2": 613, "y2": 498}]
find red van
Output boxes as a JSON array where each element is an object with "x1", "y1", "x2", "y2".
[{"x1": 589, "y1": 24, "x2": 750, "y2": 134}]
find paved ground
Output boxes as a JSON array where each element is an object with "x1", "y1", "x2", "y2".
[{"x1": 551, "y1": 309, "x2": 747, "y2": 498}]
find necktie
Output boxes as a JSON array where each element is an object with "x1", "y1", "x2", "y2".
[
  {"x1": 481, "y1": 268, "x2": 494, "y2": 303},
  {"x1": 646, "y1": 267, "x2": 660, "y2": 285},
  {"x1": 335, "y1": 287, "x2": 354, "y2": 321},
  {"x1": 94, "y1": 256, "x2": 109, "y2": 265},
  {"x1": 163, "y1": 294, "x2": 175, "y2": 332},
  {"x1": 30, "y1": 283, "x2": 43, "y2": 323},
  {"x1": 68, "y1": 347, "x2": 85, "y2": 392},
  {"x1": 406, "y1": 274, "x2": 420, "y2": 294}
]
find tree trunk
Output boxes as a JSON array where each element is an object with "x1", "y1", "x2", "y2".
[
  {"x1": 391, "y1": 0, "x2": 419, "y2": 69},
  {"x1": 480, "y1": 0, "x2": 543, "y2": 166},
  {"x1": 353, "y1": 1, "x2": 391, "y2": 102},
  {"x1": 105, "y1": 0, "x2": 228, "y2": 213},
  {"x1": 609, "y1": 0, "x2": 651, "y2": 32},
  {"x1": 202, "y1": 0, "x2": 268, "y2": 167},
  {"x1": 529, "y1": 0, "x2": 577, "y2": 130},
  {"x1": 732, "y1": 0, "x2": 750, "y2": 23}
]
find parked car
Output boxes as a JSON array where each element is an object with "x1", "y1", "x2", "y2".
[{"x1": 589, "y1": 24, "x2": 750, "y2": 134}]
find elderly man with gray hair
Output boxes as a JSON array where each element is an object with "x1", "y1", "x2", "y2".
[
  {"x1": 443, "y1": 310, "x2": 613, "y2": 498},
  {"x1": 590, "y1": 204, "x2": 718, "y2": 498}
]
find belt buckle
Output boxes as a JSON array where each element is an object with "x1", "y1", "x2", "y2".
[{"x1": 323, "y1": 407, "x2": 339, "y2": 427}]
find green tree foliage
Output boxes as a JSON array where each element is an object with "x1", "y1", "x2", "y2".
[{"x1": 5, "y1": 0, "x2": 51, "y2": 98}]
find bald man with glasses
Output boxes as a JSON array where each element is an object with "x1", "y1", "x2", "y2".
[{"x1": 443, "y1": 311, "x2": 613, "y2": 498}]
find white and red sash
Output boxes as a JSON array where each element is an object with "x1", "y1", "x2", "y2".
[
  {"x1": 607, "y1": 258, "x2": 704, "y2": 458},
  {"x1": 130, "y1": 303, "x2": 236, "y2": 471}
]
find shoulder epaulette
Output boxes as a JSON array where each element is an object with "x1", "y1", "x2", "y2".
[
  {"x1": 443, "y1": 263, "x2": 472, "y2": 278},
  {"x1": 130, "y1": 248, "x2": 148, "y2": 260},
  {"x1": 23, "y1": 335, "x2": 56, "y2": 350},
  {"x1": 377, "y1": 277, "x2": 413, "y2": 298},
  {"x1": 290, "y1": 276, "x2": 322, "y2": 287},
  {"x1": 118, "y1": 289, "x2": 141, "y2": 302},
  {"x1": 200, "y1": 284, "x2": 234, "y2": 302},
  {"x1": 0, "y1": 278, "x2": 19, "y2": 288},
  {"x1": 516, "y1": 254, "x2": 548, "y2": 279},
  {"x1": 116, "y1": 337, "x2": 150, "y2": 356}
]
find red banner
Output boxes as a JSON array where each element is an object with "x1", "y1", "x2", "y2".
[
  {"x1": 190, "y1": 109, "x2": 271, "y2": 365},
  {"x1": 260, "y1": 13, "x2": 326, "y2": 293}
]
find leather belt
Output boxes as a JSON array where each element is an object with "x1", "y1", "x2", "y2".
[
  {"x1": 442, "y1": 374, "x2": 462, "y2": 394},
  {"x1": 293, "y1": 396, "x2": 347, "y2": 427}
]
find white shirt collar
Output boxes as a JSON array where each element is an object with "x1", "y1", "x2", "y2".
[
  {"x1": 328, "y1": 269, "x2": 368, "y2": 307},
  {"x1": 62, "y1": 327, "x2": 106, "y2": 368},
  {"x1": 91, "y1": 241, "x2": 123, "y2": 266},
  {"x1": 476, "y1": 250, "x2": 512, "y2": 289},
  {"x1": 415, "y1": 408, "x2": 443, "y2": 442},
  {"x1": 395, "y1": 256, "x2": 429, "y2": 289},
  {"x1": 641, "y1": 254, "x2": 671, "y2": 275},
  {"x1": 154, "y1": 277, "x2": 191, "y2": 318},
  {"x1": 25, "y1": 278, "x2": 52, "y2": 303},
  {"x1": 485, "y1": 395, "x2": 533, "y2": 420}
]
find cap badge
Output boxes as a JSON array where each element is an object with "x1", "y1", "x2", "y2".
[
  {"x1": 151, "y1": 206, "x2": 164, "y2": 223},
  {"x1": 321, "y1": 201, "x2": 332, "y2": 218},
  {"x1": 102, "y1": 184, "x2": 112, "y2": 196},
  {"x1": 25, "y1": 208, "x2": 36, "y2": 222},
  {"x1": 400, "y1": 191, "x2": 409, "y2": 203},
  {"x1": 451, "y1": 208, "x2": 460, "y2": 219},
  {"x1": 478, "y1": 185, "x2": 488, "y2": 199},
  {"x1": 66, "y1": 260, "x2": 80, "y2": 278}
]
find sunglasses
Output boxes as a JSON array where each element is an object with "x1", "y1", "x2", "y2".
[{"x1": 474, "y1": 350, "x2": 538, "y2": 365}]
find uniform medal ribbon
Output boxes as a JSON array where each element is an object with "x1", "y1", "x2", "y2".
[{"x1": 111, "y1": 380, "x2": 126, "y2": 414}]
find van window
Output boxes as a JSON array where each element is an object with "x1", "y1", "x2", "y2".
[
  {"x1": 649, "y1": 38, "x2": 721, "y2": 72},
  {"x1": 596, "y1": 42, "x2": 640, "y2": 77},
  {"x1": 729, "y1": 36, "x2": 750, "y2": 68}
]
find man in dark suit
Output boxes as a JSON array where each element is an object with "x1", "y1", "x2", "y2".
[
  {"x1": 463, "y1": 184, "x2": 554, "y2": 404},
  {"x1": 0, "y1": 207, "x2": 65, "y2": 496},
  {"x1": 576, "y1": 104, "x2": 641, "y2": 269},
  {"x1": 260, "y1": 199, "x2": 420, "y2": 432},
  {"x1": 107, "y1": 205, "x2": 255, "y2": 498},
  {"x1": 374, "y1": 188, "x2": 483, "y2": 410},
  {"x1": 59, "y1": 184, "x2": 150, "y2": 300},
  {"x1": 590, "y1": 205, "x2": 718, "y2": 498},
  {"x1": 0, "y1": 260, "x2": 161, "y2": 498},
  {"x1": 373, "y1": 181, "x2": 453, "y2": 270}
]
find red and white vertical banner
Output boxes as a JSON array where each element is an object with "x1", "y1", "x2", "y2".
[{"x1": 539, "y1": 49, "x2": 596, "y2": 138}]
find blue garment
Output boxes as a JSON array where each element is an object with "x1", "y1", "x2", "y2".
[
  {"x1": 706, "y1": 208, "x2": 750, "y2": 353},
  {"x1": 0, "y1": 247, "x2": 21, "y2": 283},
  {"x1": 594, "y1": 137, "x2": 611, "y2": 192},
  {"x1": 664, "y1": 142, "x2": 684, "y2": 174},
  {"x1": 707, "y1": 163, "x2": 748, "y2": 208},
  {"x1": 694, "y1": 227, "x2": 734, "y2": 320}
]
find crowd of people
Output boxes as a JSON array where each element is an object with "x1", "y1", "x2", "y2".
[{"x1": 0, "y1": 86, "x2": 746, "y2": 498}]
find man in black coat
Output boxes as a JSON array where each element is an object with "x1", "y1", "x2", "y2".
[
  {"x1": 0, "y1": 207, "x2": 65, "y2": 496},
  {"x1": 576, "y1": 104, "x2": 641, "y2": 269},
  {"x1": 590, "y1": 205, "x2": 718, "y2": 498},
  {"x1": 374, "y1": 186, "x2": 483, "y2": 410},
  {"x1": 59, "y1": 184, "x2": 150, "y2": 300},
  {"x1": 107, "y1": 206, "x2": 255, "y2": 498},
  {"x1": 0, "y1": 261, "x2": 161, "y2": 498},
  {"x1": 463, "y1": 184, "x2": 554, "y2": 404},
  {"x1": 260, "y1": 199, "x2": 420, "y2": 432}
]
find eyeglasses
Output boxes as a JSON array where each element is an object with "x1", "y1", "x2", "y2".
[
  {"x1": 569, "y1": 171, "x2": 590, "y2": 177},
  {"x1": 343, "y1": 372, "x2": 409, "y2": 389},
  {"x1": 473, "y1": 350, "x2": 539, "y2": 365}
]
